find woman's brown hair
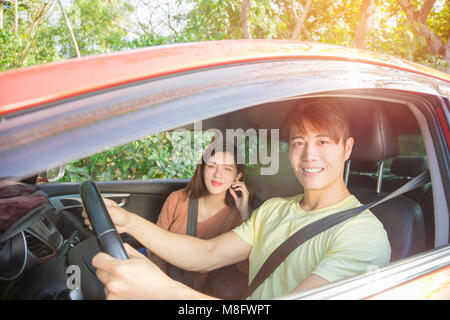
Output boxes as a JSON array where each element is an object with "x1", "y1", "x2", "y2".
[{"x1": 185, "y1": 139, "x2": 246, "y2": 209}]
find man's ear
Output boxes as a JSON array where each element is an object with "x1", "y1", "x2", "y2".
[{"x1": 344, "y1": 137, "x2": 354, "y2": 161}]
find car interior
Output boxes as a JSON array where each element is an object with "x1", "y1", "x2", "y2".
[{"x1": 0, "y1": 93, "x2": 439, "y2": 299}]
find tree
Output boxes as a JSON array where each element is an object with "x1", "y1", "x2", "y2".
[
  {"x1": 395, "y1": 0, "x2": 449, "y2": 71},
  {"x1": 241, "y1": 0, "x2": 251, "y2": 39},
  {"x1": 354, "y1": 0, "x2": 377, "y2": 48},
  {"x1": 56, "y1": 0, "x2": 80, "y2": 58},
  {"x1": 177, "y1": 0, "x2": 448, "y2": 72},
  {"x1": 0, "y1": 0, "x2": 136, "y2": 71},
  {"x1": 0, "y1": 0, "x2": 56, "y2": 70},
  {"x1": 291, "y1": 0, "x2": 312, "y2": 40},
  {"x1": 54, "y1": 0, "x2": 134, "y2": 56},
  {"x1": 0, "y1": 0, "x2": 448, "y2": 73},
  {"x1": 0, "y1": 1, "x2": 4, "y2": 29}
]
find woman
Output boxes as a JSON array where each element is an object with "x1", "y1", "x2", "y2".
[
  {"x1": 84, "y1": 140, "x2": 251, "y2": 297},
  {"x1": 147, "y1": 140, "x2": 250, "y2": 296}
]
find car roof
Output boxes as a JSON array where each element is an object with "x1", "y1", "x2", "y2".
[{"x1": 1, "y1": 39, "x2": 449, "y2": 117}]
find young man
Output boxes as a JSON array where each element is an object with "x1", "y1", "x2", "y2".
[{"x1": 90, "y1": 99, "x2": 391, "y2": 300}]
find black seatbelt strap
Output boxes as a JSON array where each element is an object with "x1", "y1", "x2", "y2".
[
  {"x1": 167, "y1": 197, "x2": 199, "y2": 288},
  {"x1": 186, "y1": 197, "x2": 199, "y2": 237},
  {"x1": 244, "y1": 170, "x2": 430, "y2": 298},
  {"x1": 182, "y1": 197, "x2": 198, "y2": 287}
]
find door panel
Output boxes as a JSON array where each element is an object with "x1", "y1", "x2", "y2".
[
  {"x1": 39, "y1": 179, "x2": 189, "y2": 220},
  {"x1": 38, "y1": 179, "x2": 189, "y2": 248}
]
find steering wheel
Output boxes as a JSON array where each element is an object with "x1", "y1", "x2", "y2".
[{"x1": 79, "y1": 181, "x2": 128, "y2": 260}]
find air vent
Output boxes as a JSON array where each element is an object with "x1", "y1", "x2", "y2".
[
  {"x1": 60, "y1": 199, "x2": 81, "y2": 207},
  {"x1": 25, "y1": 232, "x2": 55, "y2": 259}
]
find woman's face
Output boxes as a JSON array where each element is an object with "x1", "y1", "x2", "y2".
[{"x1": 203, "y1": 152, "x2": 241, "y2": 195}]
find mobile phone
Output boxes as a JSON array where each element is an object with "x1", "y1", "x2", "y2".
[{"x1": 232, "y1": 186, "x2": 242, "y2": 198}]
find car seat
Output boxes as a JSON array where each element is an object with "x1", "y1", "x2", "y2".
[
  {"x1": 346, "y1": 103, "x2": 426, "y2": 262},
  {"x1": 383, "y1": 156, "x2": 434, "y2": 250}
]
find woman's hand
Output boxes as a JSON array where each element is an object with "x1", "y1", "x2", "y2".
[
  {"x1": 229, "y1": 178, "x2": 250, "y2": 221},
  {"x1": 82, "y1": 198, "x2": 132, "y2": 234}
]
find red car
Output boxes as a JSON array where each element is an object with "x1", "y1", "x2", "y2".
[{"x1": 0, "y1": 40, "x2": 449, "y2": 300}]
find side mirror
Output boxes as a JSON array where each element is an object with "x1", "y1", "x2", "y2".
[{"x1": 40, "y1": 165, "x2": 66, "y2": 182}]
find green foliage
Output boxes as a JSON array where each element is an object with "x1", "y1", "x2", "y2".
[
  {"x1": 399, "y1": 135, "x2": 426, "y2": 156},
  {"x1": 55, "y1": 0, "x2": 134, "y2": 56},
  {"x1": 57, "y1": 130, "x2": 277, "y2": 182},
  {"x1": 125, "y1": 33, "x2": 169, "y2": 49},
  {"x1": 61, "y1": 133, "x2": 189, "y2": 182},
  {"x1": 178, "y1": 0, "x2": 242, "y2": 40},
  {"x1": 1, "y1": 0, "x2": 448, "y2": 71},
  {"x1": 0, "y1": 1, "x2": 62, "y2": 70},
  {"x1": 0, "y1": 29, "x2": 22, "y2": 70},
  {"x1": 364, "y1": 0, "x2": 449, "y2": 71},
  {"x1": 177, "y1": 0, "x2": 449, "y2": 71},
  {"x1": 59, "y1": 132, "x2": 216, "y2": 182}
]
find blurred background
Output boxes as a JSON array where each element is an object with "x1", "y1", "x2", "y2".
[{"x1": 0, "y1": 0, "x2": 449, "y2": 73}]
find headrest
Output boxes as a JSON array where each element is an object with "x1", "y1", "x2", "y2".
[
  {"x1": 391, "y1": 156, "x2": 427, "y2": 177},
  {"x1": 348, "y1": 103, "x2": 399, "y2": 161},
  {"x1": 350, "y1": 161, "x2": 379, "y2": 173}
]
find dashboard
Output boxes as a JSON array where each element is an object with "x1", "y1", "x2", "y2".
[{"x1": 0, "y1": 182, "x2": 109, "y2": 299}]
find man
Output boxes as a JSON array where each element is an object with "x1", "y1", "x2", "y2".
[{"x1": 90, "y1": 99, "x2": 391, "y2": 300}]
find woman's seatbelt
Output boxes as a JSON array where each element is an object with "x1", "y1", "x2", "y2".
[
  {"x1": 167, "y1": 197, "x2": 198, "y2": 288},
  {"x1": 244, "y1": 170, "x2": 431, "y2": 298}
]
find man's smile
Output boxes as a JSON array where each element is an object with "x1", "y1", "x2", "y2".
[{"x1": 301, "y1": 167, "x2": 325, "y2": 176}]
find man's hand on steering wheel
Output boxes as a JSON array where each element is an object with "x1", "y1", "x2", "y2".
[
  {"x1": 81, "y1": 181, "x2": 219, "y2": 300},
  {"x1": 82, "y1": 197, "x2": 131, "y2": 234},
  {"x1": 92, "y1": 243, "x2": 180, "y2": 300},
  {"x1": 80, "y1": 181, "x2": 129, "y2": 260}
]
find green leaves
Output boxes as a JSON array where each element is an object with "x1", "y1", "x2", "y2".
[
  {"x1": 60, "y1": 132, "x2": 207, "y2": 182},
  {"x1": 1, "y1": 0, "x2": 448, "y2": 72}
]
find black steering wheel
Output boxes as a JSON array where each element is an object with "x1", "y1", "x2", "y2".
[{"x1": 80, "y1": 181, "x2": 128, "y2": 260}]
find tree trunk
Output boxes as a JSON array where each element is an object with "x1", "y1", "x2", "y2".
[
  {"x1": 418, "y1": 0, "x2": 437, "y2": 24},
  {"x1": 291, "y1": 0, "x2": 312, "y2": 40},
  {"x1": 56, "y1": 0, "x2": 81, "y2": 58},
  {"x1": 0, "y1": 1, "x2": 3, "y2": 30},
  {"x1": 14, "y1": 0, "x2": 18, "y2": 34},
  {"x1": 396, "y1": 0, "x2": 444, "y2": 56},
  {"x1": 241, "y1": 0, "x2": 251, "y2": 39},
  {"x1": 17, "y1": 1, "x2": 51, "y2": 66},
  {"x1": 445, "y1": 32, "x2": 450, "y2": 73},
  {"x1": 354, "y1": 0, "x2": 377, "y2": 49}
]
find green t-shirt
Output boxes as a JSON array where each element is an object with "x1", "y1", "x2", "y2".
[{"x1": 233, "y1": 194, "x2": 391, "y2": 299}]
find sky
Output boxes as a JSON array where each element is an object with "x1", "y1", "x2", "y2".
[{"x1": 128, "y1": 0, "x2": 194, "y2": 37}]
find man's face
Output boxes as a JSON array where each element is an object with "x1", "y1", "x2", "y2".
[{"x1": 288, "y1": 120, "x2": 353, "y2": 192}]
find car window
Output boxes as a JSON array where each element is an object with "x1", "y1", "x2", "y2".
[
  {"x1": 41, "y1": 131, "x2": 215, "y2": 183},
  {"x1": 244, "y1": 137, "x2": 288, "y2": 176},
  {"x1": 383, "y1": 134, "x2": 426, "y2": 172},
  {"x1": 41, "y1": 130, "x2": 275, "y2": 183}
]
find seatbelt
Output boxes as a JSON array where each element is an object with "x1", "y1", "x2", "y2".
[
  {"x1": 244, "y1": 170, "x2": 430, "y2": 298},
  {"x1": 167, "y1": 197, "x2": 198, "y2": 287},
  {"x1": 183, "y1": 197, "x2": 199, "y2": 287},
  {"x1": 186, "y1": 197, "x2": 199, "y2": 237}
]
